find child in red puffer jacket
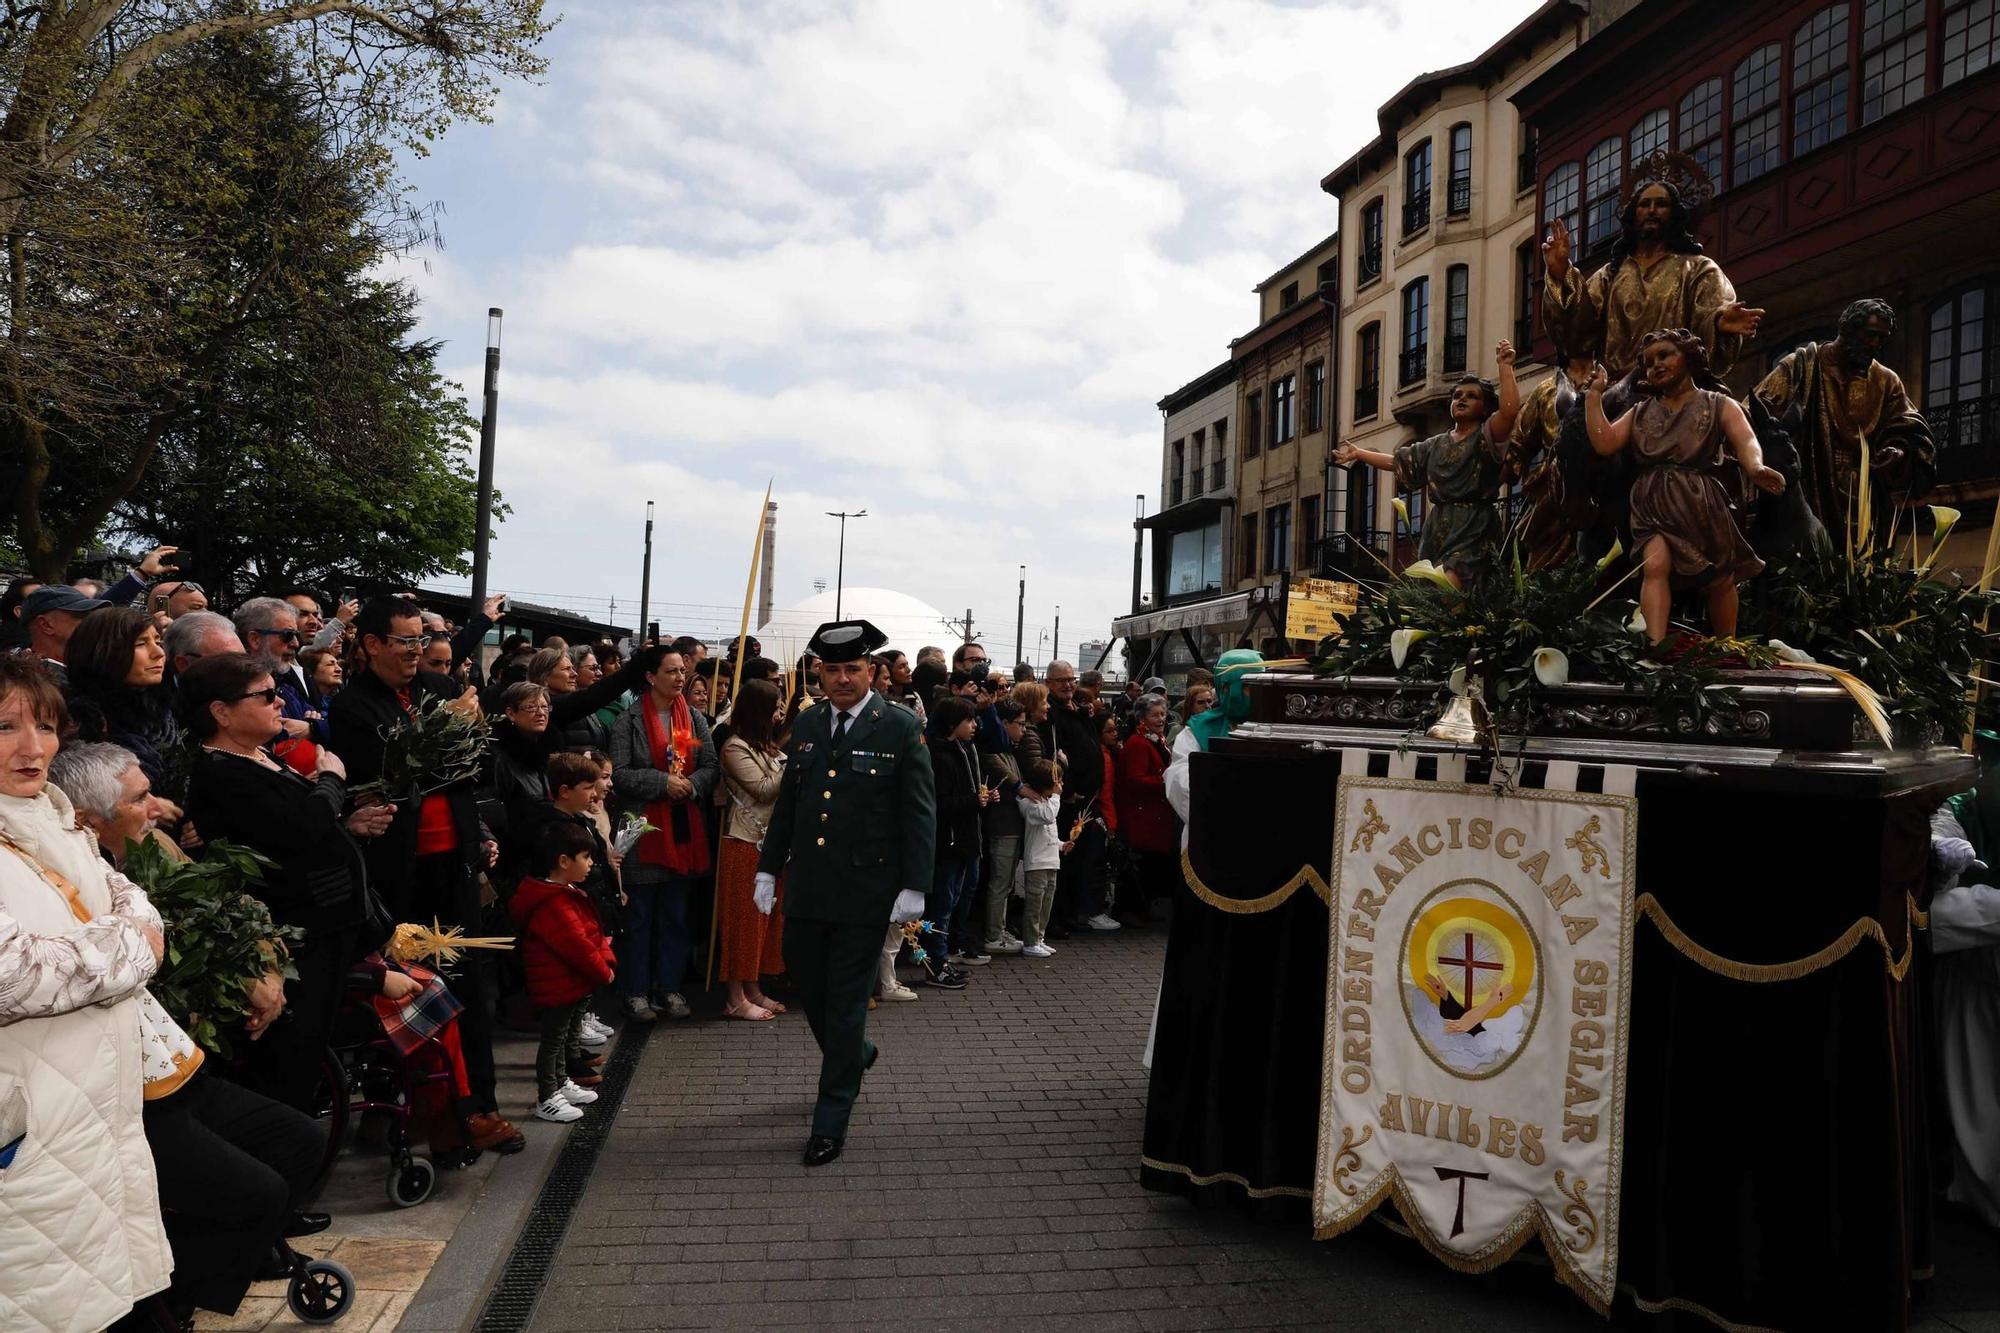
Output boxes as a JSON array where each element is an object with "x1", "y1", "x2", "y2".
[{"x1": 510, "y1": 820, "x2": 615, "y2": 1123}]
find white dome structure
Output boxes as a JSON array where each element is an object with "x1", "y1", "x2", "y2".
[{"x1": 753, "y1": 587, "x2": 952, "y2": 660}]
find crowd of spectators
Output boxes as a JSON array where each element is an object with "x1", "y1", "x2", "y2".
[{"x1": 0, "y1": 551, "x2": 1215, "y2": 1331}]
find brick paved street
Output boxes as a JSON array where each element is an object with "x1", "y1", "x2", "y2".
[{"x1": 524, "y1": 923, "x2": 1634, "y2": 1332}]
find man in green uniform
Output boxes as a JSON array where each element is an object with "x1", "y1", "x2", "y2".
[{"x1": 755, "y1": 619, "x2": 936, "y2": 1166}]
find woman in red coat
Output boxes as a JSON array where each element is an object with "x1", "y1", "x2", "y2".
[{"x1": 1117, "y1": 696, "x2": 1179, "y2": 921}]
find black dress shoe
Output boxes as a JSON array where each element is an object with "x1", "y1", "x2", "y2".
[
  {"x1": 282, "y1": 1211, "x2": 332, "y2": 1237},
  {"x1": 803, "y1": 1134, "x2": 844, "y2": 1167},
  {"x1": 253, "y1": 1246, "x2": 295, "y2": 1282}
]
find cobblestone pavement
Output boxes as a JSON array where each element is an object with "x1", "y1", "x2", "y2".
[{"x1": 526, "y1": 923, "x2": 1998, "y2": 1333}]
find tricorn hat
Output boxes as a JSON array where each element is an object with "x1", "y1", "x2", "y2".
[{"x1": 807, "y1": 619, "x2": 888, "y2": 663}]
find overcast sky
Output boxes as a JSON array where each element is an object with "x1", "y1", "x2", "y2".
[{"x1": 394, "y1": 0, "x2": 1540, "y2": 660}]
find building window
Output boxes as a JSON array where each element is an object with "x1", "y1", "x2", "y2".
[
  {"x1": 1298, "y1": 495, "x2": 1321, "y2": 570},
  {"x1": 1401, "y1": 278, "x2": 1430, "y2": 387},
  {"x1": 1447, "y1": 124, "x2": 1473, "y2": 215},
  {"x1": 1191, "y1": 429, "x2": 1206, "y2": 495},
  {"x1": 1518, "y1": 125, "x2": 1537, "y2": 193},
  {"x1": 1305, "y1": 360, "x2": 1326, "y2": 434},
  {"x1": 1945, "y1": 0, "x2": 1999, "y2": 86},
  {"x1": 1241, "y1": 513, "x2": 1260, "y2": 581},
  {"x1": 1629, "y1": 107, "x2": 1670, "y2": 163},
  {"x1": 1543, "y1": 161, "x2": 1580, "y2": 247},
  {"x1": 1444, "y1": 265, "x2": 1470, "y2": 373},
  {"x1": 1243, "y1": 391, "x2": 1261, "y2": 460},
  {"x1": 1346, "y1": 465, "x2": 1378, "y2": 540},
  {"x1": 1359, "y1": 199, "x2": 1385, "y2": 284},
  {"x1": 1355, "y1": 323, "x2": 1382, "y2": 420},
  {"x1": 1279, "y1": 281, "x2": 1299, "y2": 310},
  {"x1": 1170, "y1": 438, "x2": 1185, "y2": 507},
  {"x1": 1403, "y1": 139, "x2": 1432, "y2": 235},
  {"x1": 1316, "y1": 258, "x2": 1338, "y2": 301},
  {"x1": 1265, "y1": 504, "x2": 1293, "y2": 574},
  {"x1": 1270, "y1": 373, "x2": 1297, "y2": 448},
  {"x1": 1407, "y1": 487, "x2": 1427, "y2": 536},
  {"x1": 1514, "y1": 239, "x2": 1538, "y2": 351},
  {"x1": 1732, "y1": 43, "x2": 1784, "y2": 186},
  {"x1": 1927, "y1": 282, "x2": 1997, "y2": 477},
  {"x1": 1677, "y1": 77, "x2": 1725, "y2": 188},
  {"x1": 1793, "y1": 6, "x2": 1852, "y2": 157},
  {"x1": 1862, "y1": 0, "x2": 1927, "y2": 124},
  {"x1": 1583, "y1": 136, "x2": 1623, "y2": 254},
  {"x1": 1211, "y1": 421, "x2": 1228, "y2": 491}
]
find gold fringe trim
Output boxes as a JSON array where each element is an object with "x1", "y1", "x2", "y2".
[
  {"x1": 1636, "y1": 891, "x2": 1924, "y2": 983},
  {"x1": 1181, "y1": 849, "x2": 1330, "y2": 914},
  {"x1": 1138, "y1": 1154, "x2": 1313, "y2": 1199},
  {"x1": 1313, "y1": 1164, "x2": 1613, "y2": 1315}
]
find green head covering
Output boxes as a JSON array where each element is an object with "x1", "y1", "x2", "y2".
[{"x1": 1185, "y1": 649, "x2": 1268, "y2": 752}]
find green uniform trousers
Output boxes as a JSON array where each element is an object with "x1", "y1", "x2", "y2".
[{"x1": 783, "y1": 917, "x2": 883, "y2": 1139}]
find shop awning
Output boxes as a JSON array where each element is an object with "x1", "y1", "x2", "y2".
[{"x1": 1112, "y1": 591, "x2": 1251, "y2": 638}]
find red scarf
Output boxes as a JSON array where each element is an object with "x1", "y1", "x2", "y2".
[{"x1": 638, "y1": 692, "x2": 711, "y2": 875}]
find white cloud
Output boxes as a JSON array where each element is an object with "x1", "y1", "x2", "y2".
[{"x1": 394, "y1": 0, "x2": 1543, "y2": 655}]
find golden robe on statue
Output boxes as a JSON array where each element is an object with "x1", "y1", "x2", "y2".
[
  {"x1": 1543, "y1": 253, "x2": 1743, "y2": 380},
  {"x1": 1752, "y1": 342, "x2": 1934, "y2": 533}
]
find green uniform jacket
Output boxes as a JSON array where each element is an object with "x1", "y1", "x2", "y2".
[{"x1": 758, "y1": 693, "x2": 936, "y2": 926}]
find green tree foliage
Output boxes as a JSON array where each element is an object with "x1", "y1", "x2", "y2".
[{"x1": 0, "y1": 1, "x2": 550, "y2": 579}]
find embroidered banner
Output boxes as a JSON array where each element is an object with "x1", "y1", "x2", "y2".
[{"x1": 1312, "y1": 772, "x2": 1637, "y2": 1311}]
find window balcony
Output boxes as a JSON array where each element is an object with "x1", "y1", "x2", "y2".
[
  {"x1": 1398, "y1": 345, "x2": 1428, "y2": 387},
  {"x1": 1935, "y1": 396, "x2": 2000, "y2": 485},
  {"x1": 1169, "y1": 477, "x2": 1184, "y2": 506},
  {"x1": 1353, "y1": 385, "x2": 1380, "y2": 420},
  {"x1": 1402, "y1": 195, "x2": 1431, "y2": 236},
  {"x1": 1358, "y1": 250, "x2": 1383, "y2": 285},
  {"x1": 1443, "y1": 334, "x2": 1467, "y2": 374},
  {"x1": 1517, "y1": 149, "x2": 1535, "y2": 193},
  {"x1": 1447, "y1": 177, "x2": 1472, "y2": 215},
  {"x1": 1209, "y1": 460, "x2": 1226, "y2": 493}
]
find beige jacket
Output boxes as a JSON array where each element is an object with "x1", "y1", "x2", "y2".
[{"x1": 720, "y1": 736, "x2": 785, "y2": 847}]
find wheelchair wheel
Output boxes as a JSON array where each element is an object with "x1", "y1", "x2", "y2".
[
  {"x1": 287, "y1": 1258, "x2": 354, "y2": 1324},
  {"x1": 308, "y1": 1048, "x2": 351, "y2": 1192},
  {"x1": 387, "y1": 1154, "x2": 436, "y2": 1208}
]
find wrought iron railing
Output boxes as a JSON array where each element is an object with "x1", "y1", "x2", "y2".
[
  {"x1": 1354, "y1": 385, "x2": 1380, "y2": 420},
  {"x1": 1358, "y1": 249, "x2": 1382, "y2": 285},
  {"x1": 1444, "y1": 334, "x2": 1468, "y2": 374},
  {"x1": 1208, "y1": 460, "x2": 1226, "y2": 493},
  {"x1": 1935, "y1": 396, "x2": 2000, "y2": 484},
  {"x1": 1448, "y1": 177, "x2": 1472, "y2": 215},
  {"x1": 1399, "y1": 345, "x2": 1428, "y2": 387},
  {"x1": 1402, "y1": 195, "x2": 1431, "y2": 235}
]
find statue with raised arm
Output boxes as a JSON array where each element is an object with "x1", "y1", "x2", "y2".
[
  {"x1": 1334, "y1": 340, "x2": 1522, "y2": 589},
  {"x1": 1542, "y1": 154, "x2": 1763, "y2": 383},
  {"x1": 1753, "y1": 297, "x2": 1934, "y2": 538},
  {"x1": 1584, "y1": 329, "x2": 1785, "y2": 643},
  {"x1": 1507, "y1": 344, "x2": 1601, "y2": 572}
]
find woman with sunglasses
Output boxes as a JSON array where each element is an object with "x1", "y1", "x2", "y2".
[{"x1": 62, "y1": 606, "x2": 180, "y2": 787}]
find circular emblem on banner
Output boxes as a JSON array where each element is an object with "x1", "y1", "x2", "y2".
[{"x1": 1399, "y1": 878, "x2": 1544, "y2": 1080}]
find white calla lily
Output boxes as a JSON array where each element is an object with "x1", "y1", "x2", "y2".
[
  {"x1": 1401, "y1": 560, "x2": 1457, "y2": 590},
  {"x1": 1768, "y1": 638, "x2": 1816, "y2": 664},
  {"x1": 1390, "y1": 628, "x2": 1429, "y2": 668},
  {"x1": 1392, "y1": 497, "x2": 1410, "y2": 530},
  {"x1": 1628, "y1": 606, "x2": 1647, "y2": 634},
  {"x1": 1448, "y1": 665, "x2": 1467, "y2": 696},
  {"x1": 1933, "y1": 505, "x2": 1962, "y2": 543},
  {"x1": 1594, "y1": 537, "x2": 1624, "y2": 572},
  {"x1": 1531, "y1": 647, "x2": 1569, "y2": 687}
]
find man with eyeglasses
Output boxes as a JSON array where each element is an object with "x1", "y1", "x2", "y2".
[
  {"x1": 149, "y1": 578, "x2": 210, "y2": 621},
  {"x1": 235, "y1": 597, "x2": 319, "y2": 742},
  {"x1": 329, "y1": 596, "x2": 506, "y2": 1122}
]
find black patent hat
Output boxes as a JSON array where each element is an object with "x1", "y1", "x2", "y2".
[{"x1": 807, "y1": 619, "x2": 888, "y2": 663}]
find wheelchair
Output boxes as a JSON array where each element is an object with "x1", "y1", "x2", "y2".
[{"x1": 309, "y1": 980, "x2": 460, "y2": 1209}]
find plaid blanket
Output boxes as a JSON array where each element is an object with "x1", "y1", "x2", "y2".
[{"x1": 366, "y1": 960, "x2": 463, "y2": 1056}]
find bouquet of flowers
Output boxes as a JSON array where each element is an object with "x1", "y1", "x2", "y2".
[
  {"x1": 350, "y1": 692, "x2": 489, "y2": 802},
  {"x1": 122, "y1": 837, "x2": 304, "y2": 1057},
  {"x1": 612, "y1": 812, "x2": 658, "y2": 860}
]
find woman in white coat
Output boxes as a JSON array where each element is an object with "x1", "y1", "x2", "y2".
[{"x1": 0, "y1": 658, "x2": 173, "y2": 1332}]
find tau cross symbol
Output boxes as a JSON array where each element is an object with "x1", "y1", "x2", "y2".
[
  {"x1": 1434, "y1": 1166, "x2": 1491, "y2": 1239},
  {"x1": 1437, "y1": 931, "x2": 1503, "y2": 1005},
  {"x1": 1349, "y1": 798, "x2": 1390, "y2": 853}
]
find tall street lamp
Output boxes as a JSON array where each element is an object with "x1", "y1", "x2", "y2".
[
  {"x1": 639, "y1": 500, "x2": 655, "y2": 644},
  {"x1": 1053, "y1": 604, "x2": 1061, "y2": 664},
  {"x1": 470, "y1": 308, "x2": 503, "y2": 610},
  {"x1": 826, "y1": 509, "x2": 867, "y2": 619},
  {"x1": 1014, "y1": 565, "x2": 1026, "y2": 672}
]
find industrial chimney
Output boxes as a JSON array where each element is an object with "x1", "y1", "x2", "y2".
[{"x1": 758, "y1": 501, "x2": 778, "y2": 627}]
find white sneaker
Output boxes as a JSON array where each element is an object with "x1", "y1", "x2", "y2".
[
  {"x1": 984, "y1": 935, "x2": 1024, "y2": 955},
  {"x1": 558, "y1": 1079, "x2": 599, "y2": 1106},
  {"x1": 1084, "y1": 913, "x2": 1123, "y2": 932},
  {"x1": 877, "y1": 982, "x2": 920, "y2": 1002},
  {"x1": 1022, "y1": 942, "x2": 1057, "y2": 958},
  {"x1": 582, "y1": 1013, "x2": 612, "y2": 1037},
  {"x1": 658, "y1": 992, "x2": 692, "y2": 1020},
  {"x1": 535, "y1": 1094, "x2": 582, "y2": 1123},
  {"x1": 577, "y1": 1022, "x2": 609, "y2": 1047},
  {"x1": 623, "y1": 996, "x2": 657, "y2": 1023}
]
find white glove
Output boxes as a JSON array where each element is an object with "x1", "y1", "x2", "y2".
[
  {"x1": 753, "y1": 872, "x2": 777, "y2": 916},
  {"x1": 890, "y1": 889, "x2": 926, "y2": 924},
  {"x1": 1933, "y1": 836, "x2": 1984, "y2": 882}
]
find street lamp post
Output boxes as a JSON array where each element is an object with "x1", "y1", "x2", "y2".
[
  {"x1": 826, "y1": 509, "x2": 867, "y2": 618},
  {"x1": 1130, "y1": 493, "x2": 1145, "y2": 616},
  {"x1": 470, "y1": 308, "x2": 503, "y2": 610},
  {"x1": 1053, "y1": 604, "x2": 1061, "y2": 665},
  {"x1": 1014, "y1": 565, "x2": 1026, "y2": 672},
  {"x1": 638, "y1": 500, "x2": 655, "y2": 644}
]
